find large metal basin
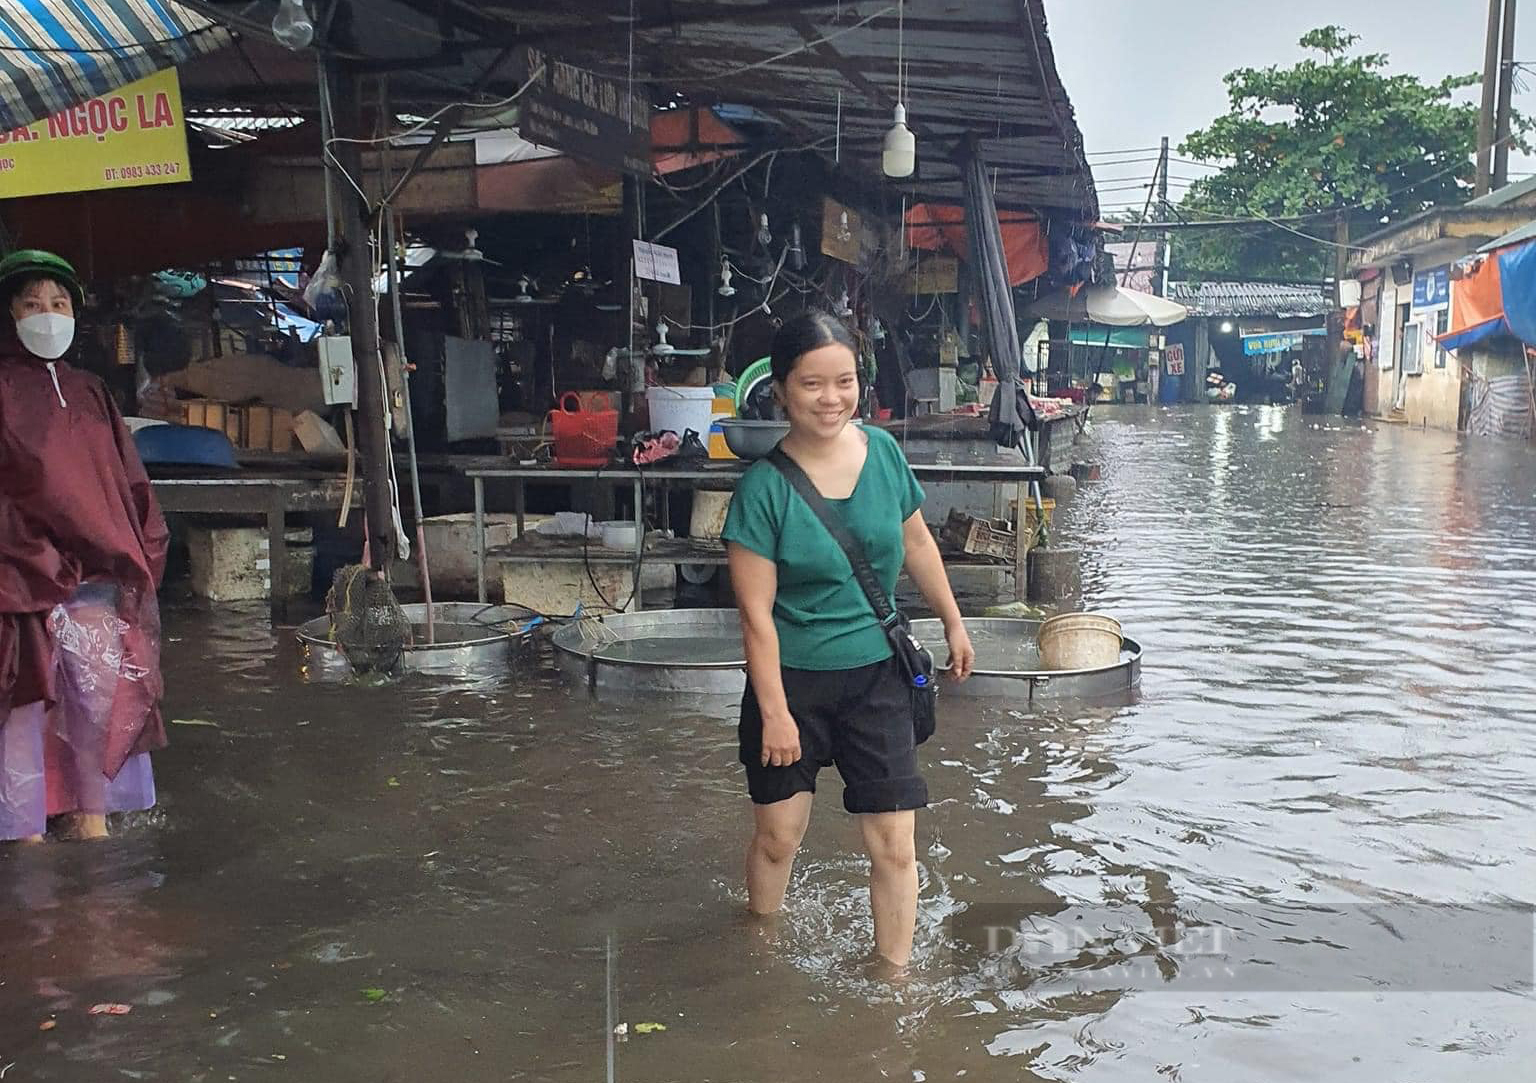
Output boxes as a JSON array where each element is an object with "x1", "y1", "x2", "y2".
[
  {"x1": 551, "y1": 608, "x2": 745, "y2": 694},
  {"x1": 296, "y1": 602, "x2": 537, "y2": 681},
  {"x1": 910, "y1": 617, "x2": 1141, "y2": 701}
]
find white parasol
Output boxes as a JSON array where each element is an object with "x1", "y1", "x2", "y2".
[{"x1": 1025, "y1": 285, "x2": 1189, "y2": 327}]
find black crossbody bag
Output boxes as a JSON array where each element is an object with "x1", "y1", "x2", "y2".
[{"x1": 767, "y1": 447, "x2": 938, "y2": 744}]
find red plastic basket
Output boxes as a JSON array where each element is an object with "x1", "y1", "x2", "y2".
[{"x1": 547, "y1": 391, "x2": 619, "y2": 467}]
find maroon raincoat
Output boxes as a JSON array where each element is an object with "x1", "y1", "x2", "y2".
[{"x1": 0, "y1": 333, "x2": 169, "y2": 777}]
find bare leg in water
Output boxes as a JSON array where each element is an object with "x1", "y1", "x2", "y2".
[
  {"x1": 860, "y1": 810, "x2": 918, "y2": 969},
  {"x1": 746, "y1": 791, "x2": 813, "y2": 915}
]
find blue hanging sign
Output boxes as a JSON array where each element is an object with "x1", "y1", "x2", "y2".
[
  {"x1": 1241, "y1": 328, "x2": 1325, "y2": 355},
  {"x1": 1412, "y1": 265, "x2": 1451, "y2": 309}
]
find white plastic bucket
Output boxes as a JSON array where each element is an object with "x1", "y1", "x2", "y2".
[
  {"x1": 1037, "y1": 612, "x2": 1123, "y2": 671},
  {"x1": 646, "y1": 385, "x2": 716, "y2": 438},
  {"x1": 689, "y1": 490, "x2": 732, "y2": 539}
]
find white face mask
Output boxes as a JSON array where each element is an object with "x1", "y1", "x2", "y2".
[{"x1": 16, "y1": 312, "x2": 75, "y2": 360}]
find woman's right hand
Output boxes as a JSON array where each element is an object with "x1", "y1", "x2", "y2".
[{"x1": 761, "y1": 712, "x2": 802, "y2": 767}]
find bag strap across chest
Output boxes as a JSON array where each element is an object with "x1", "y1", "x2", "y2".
[{"x1": 766, "y1": 446, "x2": 897, "y2": 629}]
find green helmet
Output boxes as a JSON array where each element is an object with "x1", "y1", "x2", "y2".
[{"x1": 0, "y1": 249, "x2": 84, "y2": 309}]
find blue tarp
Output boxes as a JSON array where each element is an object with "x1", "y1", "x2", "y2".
[
  {"x1": 0, "y1": 1, "x2": 229, "y2": 130},
  {"x1": 1439, "y1": 316, "x2": 1508, "y2": 352},
  {"x1": 1497, "y1": 240, "x2": 1536, "y2": 349}
]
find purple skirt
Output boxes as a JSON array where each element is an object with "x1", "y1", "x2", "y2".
[
  {"x1": 0, "y1": 582, "x2": 157, "y2": 840},
  {"x1": 0, "y1": 702, "x2": 156, "y2": 839}
]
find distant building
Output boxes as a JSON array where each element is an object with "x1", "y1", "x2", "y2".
[
  {"x1": 1164, "y1": 281, "x2": 1332, "y2": 404},
  {"x1": 1345, "y1": 177, "x2": 1536, "y2": 435}
]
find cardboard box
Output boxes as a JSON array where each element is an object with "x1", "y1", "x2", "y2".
[
  {"x1": 246, "y1": 405, "x2": 274, "y2": 450},
  {"x1": 183, "y1": 399, "x2": 228, "y2": 433},
  {"x1": 293, "y1": 410, "x2": 347, "y2": 454},
  {"x1": 224, "y1": 407, "x2": 244, "y2": 447},
  {"x1": 270, "y1": 408, "x2": 296, "y2": 452}
]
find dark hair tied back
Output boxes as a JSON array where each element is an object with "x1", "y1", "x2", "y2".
[{"x1": 769, "y1": 310, "x2": 856, "y2": 383}]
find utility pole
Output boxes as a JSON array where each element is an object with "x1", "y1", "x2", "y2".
[
  {"x1": 328, "y1": 63, "x2": 397, "y2": 572},
  {"x1": 1478, "y1": 0, "x2": 1504, "y2": 195},
  {"x1": 1153, "y1": 135, "x2": 1170, "y2": 298},
  {"x1": 1495, "y1": 0, "x2": 1519, "y2": 189}
]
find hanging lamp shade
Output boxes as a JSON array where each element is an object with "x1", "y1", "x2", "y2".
[{"x1": 883, "y1": 103, "x2": 916, "y2": 178}]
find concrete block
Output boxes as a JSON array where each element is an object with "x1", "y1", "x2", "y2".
[
  {"x1": 498, "y1": 559, "x2": 673, "y2": 616},
  {"x1": 1027, "y1": 546, "x2": 1081, "y2": 604},
  {"x1": 393, "y1": 513, "x2": 548, "y2": 600},
  {"x1": 186, "y1": 526, "x2": 310, "y2": 601},
  {"x1": 1040, "y1": 474, "x2": 1078, "y2": 503}
]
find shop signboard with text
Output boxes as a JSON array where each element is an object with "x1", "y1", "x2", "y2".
[
  {"x1": 515, "y1": 47, "x2": 651, "y2": 174},
  {"x1": 0, "y1": 68, "x2": 192, "y2": 199},
  {"x1": 1412, "y1": 266, "x2": 1450, "y2": 311}
]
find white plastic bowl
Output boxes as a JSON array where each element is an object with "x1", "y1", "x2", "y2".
[{"x1": 598, "y1": 520, "x2": 640, "y2": 549}]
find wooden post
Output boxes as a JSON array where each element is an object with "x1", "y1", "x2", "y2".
[{"x1": 328, "y1": 64, "x2": 396, "y2": 571}]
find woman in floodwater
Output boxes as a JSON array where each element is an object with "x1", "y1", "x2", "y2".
[
  {"x1": 722, "y1": 311, "x2": 975, "y2": 968},
  {"x1": 0, "y1": 250, "x2": 169, "y2": 843}
]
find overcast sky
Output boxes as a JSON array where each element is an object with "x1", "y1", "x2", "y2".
[{"x1": 1046, "y1": 0, "x2": 1536, "y2": 213}]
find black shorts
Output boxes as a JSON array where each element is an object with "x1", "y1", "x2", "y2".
[{"x1": 739, "y1": 656, "x2": 928, "y2": 814}]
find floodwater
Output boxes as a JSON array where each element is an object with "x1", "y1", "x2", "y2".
[{"x1": 4, "y1": 404, "x2": 1536, "y2": 1081}]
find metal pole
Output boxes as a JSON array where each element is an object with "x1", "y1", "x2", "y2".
[
  {"x1": 474, "y1": 477, "x2": 486, "y2": 604},
  {"x1": 1477, "y1": 0, "x2": 1503, "y2": 195},
  {"x1": 329, "y1": 63, "x2": 396, "y2": 571},
  {"x1": 1153, "y1": 136, "x2": 1169, "y2": 299},
  {"x1": 605, "y1": 935, "x2": 616, "y2": 1083},
  {"x1": 316, "y1": 53, "x2": 337, "y2": 252},
  {"x1": 1495, "y1": 0, "x2": 1519, "y2": 189},
  {"x1": 379, "y1": 76, "x2": 435, "y2": 641}
]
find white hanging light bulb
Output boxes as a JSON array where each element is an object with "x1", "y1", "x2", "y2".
[
  {"x1": 883, "y1": 104, "x2": 915, "y2": 178},
  {"x1": 883, "y1": 0, "x2": 915, "y2": 178},
  {"x1": 718, "y1": 258, "x2": 736, "y2": 298},
  {"x1": 272, "y1": 0, "x2": 315, "y2": 50}
]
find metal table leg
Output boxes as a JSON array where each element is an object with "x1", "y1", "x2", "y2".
[
  {"x1": 1014, "y1": 479, "x2": 1029, "y2": 602},
  {"x1": 632, "y1": 475, "x2": 644, "y2": 612},
  {"x1": 474, "y1": 477, "x2": 486, "y2": 604},
  {"x1": 514, "y1": 478, "x2": 526, "y2": 538},
  {"x1": 267, "y1": 495, "x2": 289, "y2": 624}
]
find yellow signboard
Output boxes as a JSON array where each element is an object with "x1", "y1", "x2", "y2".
[{"x1": 0, "y1": 68, "x2": 192, "y2": 199}]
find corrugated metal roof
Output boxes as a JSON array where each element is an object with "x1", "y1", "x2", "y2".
[
  {"x1": 1466, "y1": 174, "x2": 1536, "y2": 209},
  {"x1": 1479, "y1": 219, "x2": 1536, "y2": 252},
  {"x1": 179, "y1": 0, "x2": 1098, "y2": 220},
  {"x1": 0, "y1": 0, "x2": 231, "y2": 129},
  {"x1": 1167, "y1": 281, "x2": 1331, "y2": 318}
]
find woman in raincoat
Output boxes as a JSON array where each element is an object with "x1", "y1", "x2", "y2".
[{"x1": 0, "y1": 250, "x2": 169, "y2": 842}]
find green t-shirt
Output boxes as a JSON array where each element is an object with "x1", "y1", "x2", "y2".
[{"x1": 722, "y1": 426, "x2": 926, "y2": 671}]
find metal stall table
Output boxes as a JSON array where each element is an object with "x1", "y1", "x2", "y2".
[
  {"x1": 464, "y1": 458, "x2": 1045, "y2": 610},
  {"x1": 151, "y1": 477, "x2": 358, "y2": 623}
]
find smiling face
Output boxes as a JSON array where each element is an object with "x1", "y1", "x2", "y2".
[
  {"x1": 9, "y1": 277, "x2": 74, "y2": 326},
  {"x1": 777, "y1": 342, "x2": 859, "y2": 440}
]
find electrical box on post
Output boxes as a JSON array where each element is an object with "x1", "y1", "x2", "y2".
[{"x1": 317, "y1": 335, "x2": 356, "y2": 406}]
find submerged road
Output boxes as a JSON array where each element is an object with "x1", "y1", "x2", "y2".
[{"x1": 3, "y1": 404, "x2": 1534, "y2": 1081}]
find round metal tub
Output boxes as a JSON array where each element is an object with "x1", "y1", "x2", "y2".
[
  {"x1": 296, "y1": 602, "x2": 537, "y2": 681},
  {"x1": 910, "y1": 617, "x2": 1141, "y2": 701},
  {"x1": 551, "y1": 608, "x2": 745, "y2": 695}
]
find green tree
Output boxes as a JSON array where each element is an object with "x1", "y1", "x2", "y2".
[{"x1": 1173, "y1": 27, "x2": 1488, "y2": 280}]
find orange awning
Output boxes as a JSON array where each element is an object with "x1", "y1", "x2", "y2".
[
  {"x1": 1439, "y1": 254, "x2": 1505, "y2": 350},
  {"x1": 905, "y1": 202, "x2": 1048, "y2": 286}
]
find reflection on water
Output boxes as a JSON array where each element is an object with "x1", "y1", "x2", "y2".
[
  {"x1": 5, "y1": 408, "x2": 1536, "y2": 1080},
  {"x1": 592, "y1": 634, "x2": 745, "y2": 665},
  {"x1": 938, "y1": 625, "x2": 1044, "y2": 671}
]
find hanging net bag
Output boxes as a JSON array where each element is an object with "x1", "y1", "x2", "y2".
[{"x1": 325, "y1": 564, "x2": 413, "y2": 674}]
